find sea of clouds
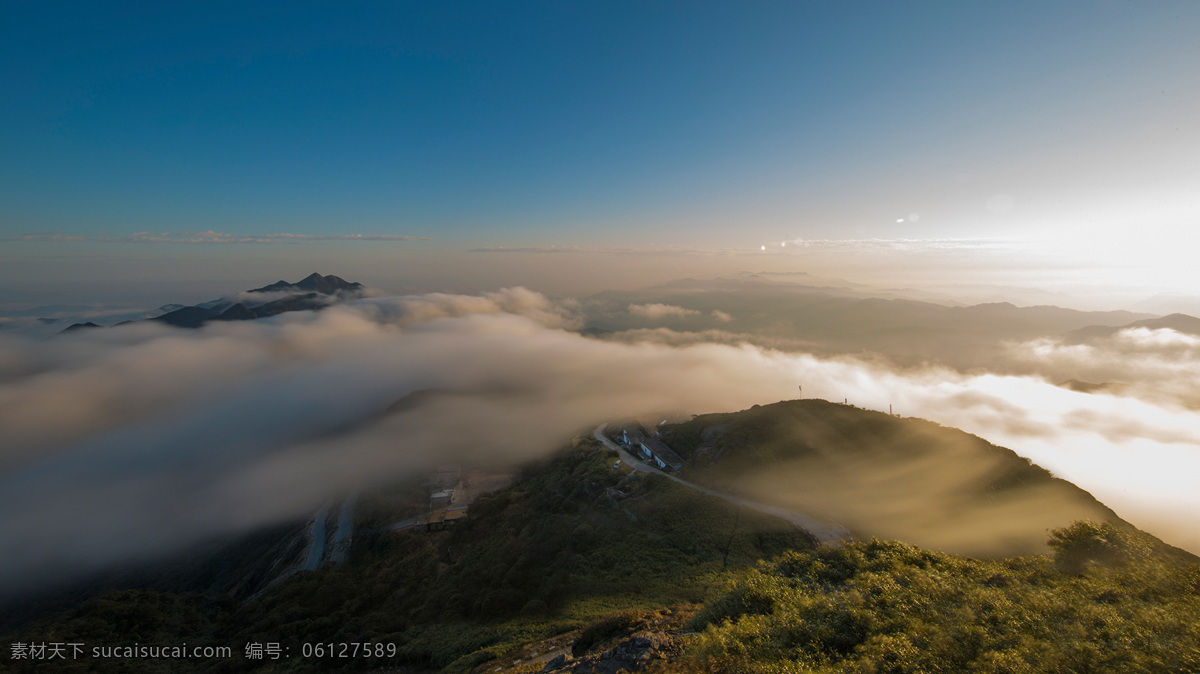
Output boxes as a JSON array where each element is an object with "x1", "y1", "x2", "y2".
[{"x1": 2, "y1": 288, "x2": 1198, "y2": 590}]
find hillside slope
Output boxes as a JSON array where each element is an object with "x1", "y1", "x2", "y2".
[
  {"x1": 1, "y1": 439, "x2": 816, "y2": 672},
  {"x1": 660, "y1": 399, "x2": 1135, "y2": 558}
]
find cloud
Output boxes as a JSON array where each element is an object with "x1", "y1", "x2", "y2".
[
  {"x1": 711, "y1": 310, "x2": 733, "y2": 322},
  {"x1": 1009, "y1": 327, "x2": 1200, "y2": 409},
  {"x1": 0, "y1": 290, "x2": 799, "y2": 589},
  {"x1": 782, "y1": 238, "x2": 1032, "y2": 254},
  {"x1": 628, "y1": 303, "x2": 700, "y2": 319},
  {"x1": 5, "y1": 231, "x2": 432, "y2": 244},
  {"x1": 2, "y1": 290, "x2": 1200, "y2": 592},
  {"x1": 466, "y1": 245, "x2": 714, "y2": 256},
  {"x1": 598, "y1": 327, "x2": 815, "y2": 353},
  {"x1": 464, "y1": 240, "x2": 1030, "y2": 258}
]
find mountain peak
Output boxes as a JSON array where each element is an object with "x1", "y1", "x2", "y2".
[
  {"x1": 150, "y1": 274, "x2": 366, "y2": 328},
  {"x1": 294, "y1": 273, "x2": 362, "y2": 294},
  {"x1": 247, "y1": 273, "x2": 362, "y2": 295},
  {"x1": 59, "y1": 322, "x2": 101, "y2": 334}
]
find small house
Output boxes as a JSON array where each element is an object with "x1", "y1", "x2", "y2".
[{"x1": 639, "y1": 437, "x2": 685, "y2": 472}]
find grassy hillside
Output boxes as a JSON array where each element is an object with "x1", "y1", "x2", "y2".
[
  {"x1": 660, "y1": 399, "x2": 1142, "y2": 558},
  {"x1": 2, "y1": 439, "x2": 815, "y2": 672},
  {"x1": 682, "y1": 526, "x2": 1200, "y2": 672},
  {"x1": 9, "y1": 424, "x2": 1200, "y2": 666},
  {"x1": 6, "y1": 408, "x2": 1196, "y2": 673}
]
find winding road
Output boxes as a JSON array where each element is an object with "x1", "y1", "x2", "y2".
[{"x1": 594, "y1": 424, "x2": 852, "y2": 545}]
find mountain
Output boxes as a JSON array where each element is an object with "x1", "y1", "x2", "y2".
[
  {"x1": 1064, "y1": 312, "x2": 1200, "y2": 342},
  {"x1": 3, "y1": 402, "x2": 1196, "y2": 672},
  {"x1": 659, "y1": 399, "x2": 1141, "y2": 557},
  {"x1": 59, "y1": 321, "x2": 102, "y2": 333},
  {"x1": 1057, "y1": 379, "x2": 1129, "y2": 394},
  {"x1": 0, "y1": 435, "x2": 818, "y2": 667},
  {"x1": 151, "y1": 273, "x2": 366, "y2": 328},
  {"x1": 153, "y1": 305, "x2": 215, "y2": 328},
  {"x1": 248, "y1": 272, "x2": 363, "y2": 295},
  {"x1": 583, "y1": 281, "x2": 1154, "y2": 369}
]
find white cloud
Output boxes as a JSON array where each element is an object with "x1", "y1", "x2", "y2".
[
  {"x1": 3, "y1": 290, "x2": 1200, "y2": 591},
  {"x1": 628, "y1": 303, "x2": 701, "y2": 320},
  {"x1": 1009, "y1": 327, "x2": 1200, "y2": 409}
]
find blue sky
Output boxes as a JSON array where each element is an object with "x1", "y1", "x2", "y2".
[{"x1": 2, "y1": 1, "x2": 1199, "y2": 302}]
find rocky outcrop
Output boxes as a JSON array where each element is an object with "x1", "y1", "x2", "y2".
[{"x1": 546, "y1": 632, "x2": 682, "y2": 673}]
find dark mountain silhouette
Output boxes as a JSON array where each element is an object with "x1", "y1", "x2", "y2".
[
  {"x1": 151, "y1": 273, "x2": 365, "y2": 328},
  {"x1": 212, "y1": 303, "x2": 257, "y2": 321},
  {"x1": 154, "y1": 305, "x2": 215, "y2": 328},
  {"x1": 248, "y1": 272, "x2": 363, "y2": 295},
  {"x1": 59, "y1": 322, "x2": 101, "y2": 333}
]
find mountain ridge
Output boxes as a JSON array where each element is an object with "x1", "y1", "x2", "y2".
[
  {"x1": 658, "y1": 399, "x2": 1171, "y2": 559},
  {"x1": 1065, "y1": 311, "x2": 1200, "y2": 342},
  {"x1": 149, "y1": 273, "x2": 366, "y2": 328},
  {"x1": 3, "y1": 400, "x2": 1195, "y2": 672}
]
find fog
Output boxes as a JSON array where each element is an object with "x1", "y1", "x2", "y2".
[
  {"x1": 742, "y1": 428, "x2": 1118, "y2": 559},
  {"x1": 2, "y1": 288, "x2": 1199, "y2": 591},
  {"x1": 1011, "y1": 327, "x2": 1200, "y2": 409}
]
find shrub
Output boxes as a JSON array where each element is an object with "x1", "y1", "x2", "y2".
[
  {"x1": 572, "y1": 610, "x2": 655, "y2": 656},
  {"x1": 1047, "y1": 521, "x2": 1151, "y2": 575}
]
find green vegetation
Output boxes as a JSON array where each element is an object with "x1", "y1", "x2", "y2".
[
  {"x1": 571, "y1": 609, "x2": 664, "y2": 657},
  {"x1": 663, "y1": 399, "x2": 1081, "y2": 496},
  {"x1": 2, "y1": 439, "x2": 813, "y2": 672},
  {"x1": 353, "y1": 477, "x2": 430, "y2": 531},
  {"x1": 683, "y1": 525, "x2": 1200, "y2": 673},
  {"x1": 660, "y1": 399, "x2": 1146, "y2": 558},
  {"x1": 6, "y1": 427, "x2": 1198, "y2": 673}
]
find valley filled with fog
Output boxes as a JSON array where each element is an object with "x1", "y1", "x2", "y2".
[{"x1": 3, "y1": 274, "x2": 1199, "y2": 594}]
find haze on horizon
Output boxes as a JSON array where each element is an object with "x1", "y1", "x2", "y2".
[{"x1": 1, "y1": 1, "x2": 1198, "y2": 308}]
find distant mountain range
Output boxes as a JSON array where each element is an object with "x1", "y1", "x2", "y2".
[
  {"x1": 61, "y1": 273, "x2": 365, "y2": 332},
  {"x1": 1064, "y1": 312, "x2": 1200, "y2": 342},
  {"x1": 584, "y1": 277, "x2": 1200, "y2": 371},
  {"x1": 589, "y1": 278, "x2": 1157, "y2": 341}
]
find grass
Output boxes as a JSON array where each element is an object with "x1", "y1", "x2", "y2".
[
  {"x1": 683, "y1": 529, "x2": 1200, "y2": 673},
  {"x1": 10, "y1": 429, "x2": 1195, "y2": 673},
  {"x1": 2, "y1": 438, "x2": 815, "y2": 672}
]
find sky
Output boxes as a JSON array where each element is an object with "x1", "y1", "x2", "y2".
[{"x1": 2, "y1": 1, "x2": 1200, "y2": 306}]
